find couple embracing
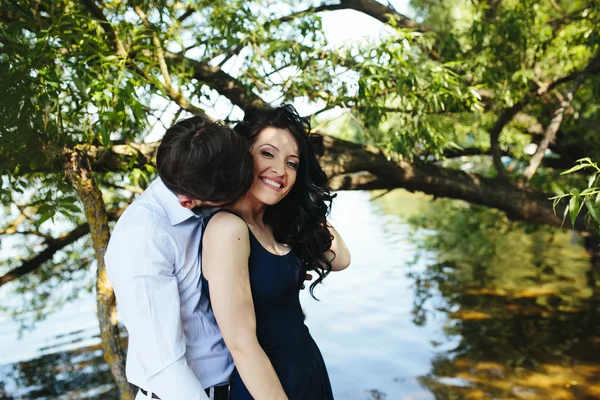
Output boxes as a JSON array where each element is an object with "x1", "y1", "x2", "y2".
[{"x1": 105, "y1": 104, "x2": 351, "y2": 400}]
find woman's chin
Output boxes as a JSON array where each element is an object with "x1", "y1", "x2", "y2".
[
  {"x1": 252, "y1": 189, "x2": 285, "y2": 206},
  {"x1": 263, "y1": 198, "x2": 282, "y2": 206}
]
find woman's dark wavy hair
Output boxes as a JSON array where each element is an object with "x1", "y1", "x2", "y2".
[{"x1": 234, "y1": 104, "x2": 336, "y2": 297}]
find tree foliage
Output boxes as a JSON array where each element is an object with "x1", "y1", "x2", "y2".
[{"x1": 552, "y1": 157, "x2": 600, "y2": 231}]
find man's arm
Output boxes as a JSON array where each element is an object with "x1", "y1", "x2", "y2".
[
  {"x1": 202, "y1": 212, "x2": 288, "y2": 400},
  {"x1": 106, "y1": 221, "x2": 209, "y2": 400}
]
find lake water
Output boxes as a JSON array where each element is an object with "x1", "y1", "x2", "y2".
[{"x1": 1, "y1": 190, "x2": 599, "y2": 399}]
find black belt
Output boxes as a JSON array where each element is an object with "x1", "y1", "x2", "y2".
[{"x1": 139, "y1": 385, "x2": 229, "y2": 399}]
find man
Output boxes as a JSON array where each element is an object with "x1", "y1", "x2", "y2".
[{"x1": 106, "y1": 115, "x2": 258, "y2": 400}]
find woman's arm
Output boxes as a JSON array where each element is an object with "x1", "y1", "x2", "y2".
[
  {"x1": 325, "y1": 222, "x2": 351, "y2": 271},
  {"x1": 202, "y1": 212, "x2": 287, "y2": 400}
]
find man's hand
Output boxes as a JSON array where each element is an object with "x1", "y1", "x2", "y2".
[{"x1": 300, "y1": 273, "x2": 313, "y2": 290}]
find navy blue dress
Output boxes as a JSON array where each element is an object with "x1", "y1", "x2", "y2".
[{"x1": 202, "y1": 210, "x2": 334, "y2": 400}]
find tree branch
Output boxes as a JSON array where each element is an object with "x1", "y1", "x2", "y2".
[
  {"x1": 488, "y1": 103, "x2": 524, "y2": 182},
  {"x1": 131, "y1": 7, "x2": 208, "y2": 117},
  {"x1": 165, "y1": 51, "x2": 267, "y2": 109},
  {"x1": 520, "y1": 78, "x2": 583, "y2": 185},
  {"x1": 321, "y1": 136, "x2": 588, "y2": 232},
  {"x1": 0, "y1": 211, "x2": 30, "y2": 236},
  {"x1": 134, "y1": 6, "x2": 173, "y2": 87},
  {"x1": 81, "y1": 0, "x2": 208, "y2": 117},
  {"x1": 276, "y1": 4, "x2": 348, "y2": 24},
  {"x1": 81, "y1": 0, "x2": 264, "y2": 114},
  {"x1": 441, "y1": 147, "x2": 494, "y2": 159},
  {"x1": 0, "y1": 207, "x2": 126, "y2": 288},
  {"x1": 177, "y1": 6, "x2": 196, "y2": 22},
  {"x1": 487, "y1": 53, "x2": 600, "y2": 183},
  {"x1": 275, "y1": 0, "x2": 439, "y2": 60},
  {"x1": 80, "y1": 0, "x2": 127, "y2": 57},
  {"x1": 2, "y1": 131, "x2": 592, "y2": 288},
  {"x1": 278, "y1": 0, "x2": 427, "y2": 31},
  {"x1": 538, "y1": 52, "x2": 600, "y2": 96}
]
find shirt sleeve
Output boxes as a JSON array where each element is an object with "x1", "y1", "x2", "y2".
[
  {"x1": 147, "y1": 356, "x2": 210, "y2": 400},
  {"x1": 106, "y1": 219, "x2": 209, "y2": 400}
]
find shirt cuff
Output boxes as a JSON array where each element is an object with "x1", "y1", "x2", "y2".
[{"x1": 146, "y1": 356, "x2": 210, "y2": 400}]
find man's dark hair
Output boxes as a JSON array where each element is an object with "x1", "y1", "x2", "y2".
[{"x1": 156, "y1": 114, "x2": 253, "y2": 204}]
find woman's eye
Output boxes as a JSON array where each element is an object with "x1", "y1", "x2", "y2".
[
  {"x1": 261, "y1": 151, "x2": 274, "y2": 158},
  {"x1": 286, "y1": 161, "x2": 298, "y2": 169}
]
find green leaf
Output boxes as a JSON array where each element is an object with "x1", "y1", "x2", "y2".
[
  {"x1": 561, "y1": 204, "x2": 569, "y2": 227},
  {"x1": 588, "y1": 173, "x2": 598, "y2": 189},
  {"x1": 569, "y1": 191, "x2": 580, "y2": 227},
  {"x1": 577, "y1": 157, "x2": 592, "y2": 165},
  {"x1": 36, "y1": 212, "x2": 54, "y2": 228},
  {"x1": 584, "y1": 196, "x2": 600, "y2": 225},
  {"x1": 560, "y1": 163, "x2": 589, "y2": 175},
  {"x1": 37, "y1": 204, "x2": 53, "y2": 215},
  {"x1": 61, "y1": 203, "x2": 82, "y2": 213},
  {"x1": 100, "y1": 122, "x2": 110, "y2": 147}
]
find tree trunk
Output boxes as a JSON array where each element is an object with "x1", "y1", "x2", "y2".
[{"x1": 63, "y1": 147, "x2": 134, "y2": 400}]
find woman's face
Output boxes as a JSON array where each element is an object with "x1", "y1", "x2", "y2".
[{"x1": 248, "y1": 126, "x2": 299, "y2": 206}]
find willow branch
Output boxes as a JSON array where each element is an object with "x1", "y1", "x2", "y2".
[
  {"x1": 80, "y1": 0, "x2": 127, "y2": 57},
  {"x1": 321, "y1": 136, "x2": 588, "y2": 232},
  {"x1": 177, "y1": 7, "x2": 195, "y2": 22},
  {"x1": 0, "y1": 211, "x2": 30, "y2": 236},
  {"x1": 81, "y1": 1, "x2": 207, "y2": 117},
  {"x1": 488, "y1": 104, "x2": 524, "y2": 182},
  {"x1": 487, "y1": 53, "x2": 600, "y2": 183},
  {"x1": 275, "y1": 4, "x2": 347, "y2": 24},
  {"x1": 134, "y1": 6, "x2": 172, "y2": 87},
  {"x1": 520, "y1": 78, "x2": 583, "y2": 185},
  {"x1": 277, "y1": 0, "x2": 427, "y2": 31},
  {"x1": 132, "y1": 7, "x2": 207, "y2": 117},
  {"x1": 165, "y1": 51, "x2": 266, "y2": 109},
  {"x1": 0, "y1": 207, "x2": 126, "y2": 288}
]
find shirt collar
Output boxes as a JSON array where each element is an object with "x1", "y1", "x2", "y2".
[{"x1": 151, "y1": 178, "x2": 203, "y2": 226}]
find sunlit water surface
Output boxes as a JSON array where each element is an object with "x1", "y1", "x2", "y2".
[{"x1": 2, "y1": 191, "x2": 599, "y2": 399}]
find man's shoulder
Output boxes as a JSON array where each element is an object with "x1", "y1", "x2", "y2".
[{"x1": 111, "y1": 187, "x2": 167, "y2": 235}]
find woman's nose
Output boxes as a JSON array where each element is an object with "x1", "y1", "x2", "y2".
[{"x1": 270, "y1": 162, "x2": 284, "y2": 175}]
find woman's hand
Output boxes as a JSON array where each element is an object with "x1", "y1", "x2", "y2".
[
  {"x1": 326, "y1": 222, "x2": 351, "y2": 271},
  {"x1": 300, "y1": 272, "x2": 313, "y2": 290}
]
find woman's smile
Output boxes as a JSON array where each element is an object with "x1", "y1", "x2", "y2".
[{"x1": 259, "y1": 176, "x2": 284, "y2": 190}]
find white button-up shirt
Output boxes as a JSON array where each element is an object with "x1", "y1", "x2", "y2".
[{"x1": 105, "y1": 178, "x2": 233, "y2": 400}]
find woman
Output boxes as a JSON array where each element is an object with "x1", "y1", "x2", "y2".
[{"x1": 201, "y1": 104, "x2": 351, "y2": 399}]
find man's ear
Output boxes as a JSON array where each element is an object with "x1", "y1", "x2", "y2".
[{"x1": 177, "y1": 194, "x2": 201, "y2": 209}]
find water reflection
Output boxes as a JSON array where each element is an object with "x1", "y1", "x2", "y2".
[
  {"x1": 1, "y1": 340, "x2": 119, "y2": 399},
  {"x1": 408, "y1": 198, "x2": 600, "y2": 399},
  {"x1": 3, "y1": 191, "x2": 432, "y2": 400},
  {"x1": 2, "y1": 191, "x2": 600, "y2": 399}
]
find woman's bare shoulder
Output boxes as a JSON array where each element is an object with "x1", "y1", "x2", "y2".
[{"x1": 203, "y1": 211, "x2": 249, "y2": 244}]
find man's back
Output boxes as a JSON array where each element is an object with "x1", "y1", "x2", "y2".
[{"x1": 105, "y1": 178, "x2": 233, "y2": 397}]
